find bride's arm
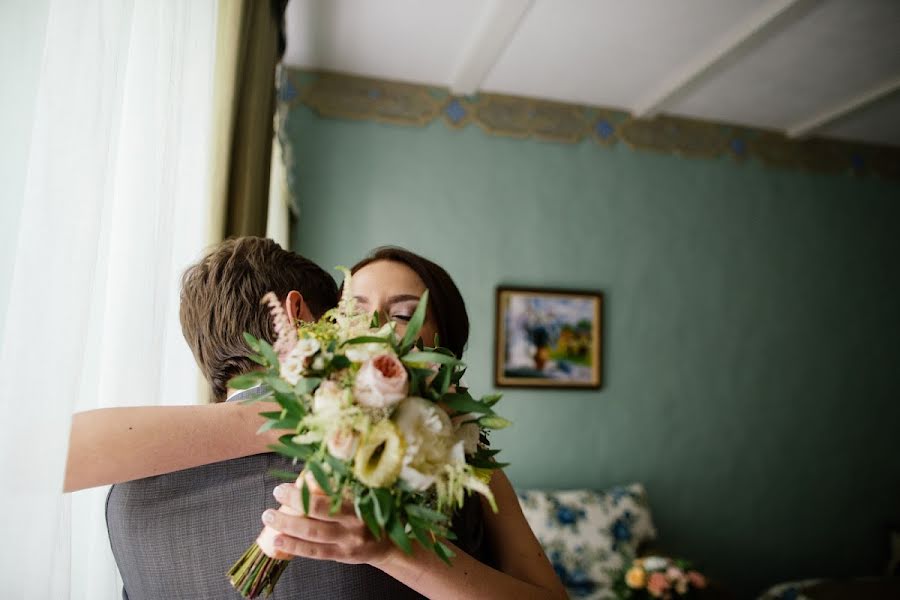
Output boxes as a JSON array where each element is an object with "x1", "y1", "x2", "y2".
[
  {"x1": 64, "y1": 401, "x2": 279, "y2": 492},
  {"x1": 374, "y1": 470, "x2": 566, "y2": 599}
]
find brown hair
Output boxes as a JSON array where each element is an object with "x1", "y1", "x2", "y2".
[
  {"x1": 350, "y1": 247, "x2": 469, "y2": 359},
  {"x1": 180, "y1": 237, "x2": 338, "y2": 402}
]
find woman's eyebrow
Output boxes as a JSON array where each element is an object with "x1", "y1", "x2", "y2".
[
  {"x1": 386, "y1": 294, "x2": 421, "y2": 305},
  {"x1": 353, "y1": 295, "x2": 369, "y2": 303}
]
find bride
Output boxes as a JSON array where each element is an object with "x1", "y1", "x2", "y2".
[{"x1": 68, "y1": 238, "x2": 566, "y2": 599}]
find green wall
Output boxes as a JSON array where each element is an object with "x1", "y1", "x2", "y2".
[{"x1": 286, "y1": 106, "x2": 900, "y2": 597}]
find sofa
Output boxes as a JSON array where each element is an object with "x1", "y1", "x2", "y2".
[{"x1": 516, "y1": 484, "x2": 657, "y2": 599}]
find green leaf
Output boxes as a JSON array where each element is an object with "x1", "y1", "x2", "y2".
[
  {"x1": 441, "y1": 392, "x2": 495, "y2": 415},
  {"x1": 371, "y1": 488, "x2": 393, "y2": 527},
  {"x1": 307, "y1": 461, "x2": 333, "y2": 495},
  {"x1": 300, "y1": 479, "x2": 311, "y2": 515},
  {"x1": 387, "y1": 514, "x2": 413, "y2": 555},
  {"x1": 268, "y1": 469, "x2": 300, "y2": 482},
  {"x1": 324, "y1": 453, "x2": 349, "y2": 476},
  {"x1": 330, "y1": 355, "x2": 351, "y2": 370},
  {"x1": 451, "y1": 367, "x2": 467, "y2": 385},
  {"x1": 405, "y1": 504, "x2": 449, "y2": 524},
  {"x1": 434, "y1": 540, "x2": 455, "y2": 564},
  {"x1": 228, "y1": 373, "x2": 262, "y2": 390},
  {"x1": 247, "y1": 353, "x2": 267, "y2": 367},
  {"x1": 265, "y1": 374, "x2": 294, "y2": 395},
  {"x1": 268, "y1": 442, "x2": 313, "y2": 461},
  {"x1": 467, "y1": 458, "x2": 510, "y2": 469},
  {"x1": 434, "y1": 365, "x2": 452, "y2": 396},
  {"x1": 370, "y1": 312, "x2": 380, "y2": 328},
  {"x1": 478, "y1": 415, "x2": 512, "y2": 430},
  {"x1": 294, "y1": 377, "x2": 322, "y2": 395},
  {"x1": 357, "y1": 499, "x2": 382, "y2": 540},
  {"x1": 342, "y1": 336, "x2": 392, "y2": 346},
  {"x1": 481, "y1": 393, "x2": 503, "y2": 407},
  {"x1": 257, "y1": 416, "x2": 300, "y2": 434},
  {"x1": 258, "y1": 410, "x2": 284, "y2": 420},
  {"x1": 401, "y1": 351, "x2": 461, "y2": 367},
  {"x1": 273, "y1": 391, "x2": 304, "y2": 418},
  {"x1": 258, "y1": 340, "x2": 279, "y2": 368},
  {"x1": 399, "y1": 290, "x2": 429, "y2": 353},
  {"x1": 243, "y1": 332, "x2": 262, "y2": 353}
]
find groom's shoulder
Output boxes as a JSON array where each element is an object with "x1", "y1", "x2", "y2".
[{"x1": 107, "y1": 453, "x2": 300, "y2": 502}]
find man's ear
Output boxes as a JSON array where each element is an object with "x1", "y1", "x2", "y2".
[{"x1": 284, "y1": 290, "x2": 315, "y2": 324}]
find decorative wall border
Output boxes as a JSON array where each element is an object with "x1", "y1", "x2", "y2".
[{"x1": 280, "y1": 68, "x2": 900, "y2": 181}]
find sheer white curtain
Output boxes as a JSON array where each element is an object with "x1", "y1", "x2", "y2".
[{"x1": 0, "y1": 1, "x2": 219, "y2": 597}]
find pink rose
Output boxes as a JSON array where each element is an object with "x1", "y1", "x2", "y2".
[
  {"x1": 687, "y1": 571, "x2": 707, "y2": 589},
  {"x1": 353, "y1": 353, "x2": 408, "y2": 409},
  {"x1": 326, "y1": 428, "x2": 359, "y2": 460},
  {"x1": 647, "y1": 572, "x2": 669, "y2": 598}
]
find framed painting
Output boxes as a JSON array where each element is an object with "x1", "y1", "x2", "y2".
[{"x1": 494, "y1": 287, "x2": 602, "y2": 389}]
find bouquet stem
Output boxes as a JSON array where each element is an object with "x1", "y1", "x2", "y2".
[{"x1": 227, "y1": 543, "x2": 289, "y2": 599}]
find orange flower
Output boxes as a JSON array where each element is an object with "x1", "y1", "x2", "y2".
[{"x1": 625, "y1": 567, "x2": 646, "y2": 589}]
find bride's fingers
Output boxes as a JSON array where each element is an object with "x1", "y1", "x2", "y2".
[
  {"x1": 262, "y1": 510, "x2": 349, "y2": 544},
  {"x1": 274, "y1": 484, "x2": 356, "y2": 523}
]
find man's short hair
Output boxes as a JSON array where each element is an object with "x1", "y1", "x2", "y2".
[{"x1": 179, "y1": 237, "x2": 338, "y2": 402}]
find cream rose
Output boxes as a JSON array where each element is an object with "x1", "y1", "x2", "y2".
[
  {"x1": 353, "y1": 353, "x2": 408, "y2": 410},
  {"x1": 312, "y1": 380, "x2": 346, "y2": 416},
  {"x1": 393, "y1": 397, "x2": 454, "y2": 491},
  {"x1": 326, "y1": 427, "x2": 359, "y2": 461}
]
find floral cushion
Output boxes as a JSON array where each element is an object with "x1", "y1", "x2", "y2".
[{"x1": 517, "y1": 484, "x2": 657, "y2": 599}]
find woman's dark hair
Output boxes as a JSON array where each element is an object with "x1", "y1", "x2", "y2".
[{"x1": 350, "y1": 247, "x2": 469, "y2": 358}]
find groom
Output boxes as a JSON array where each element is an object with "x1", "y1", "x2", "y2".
[{"x1": 105, "y1": 237, "x2": 423, "y2": 599}]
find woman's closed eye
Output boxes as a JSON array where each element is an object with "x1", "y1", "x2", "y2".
[{"x1": 390, "y1": 313, "x2": 412, "y2": 322}]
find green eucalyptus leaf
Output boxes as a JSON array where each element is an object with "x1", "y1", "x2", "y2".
[
  {"x1": 399, "y1": 290, "x2": 429, "y2": 352},
  {"x1": 387, "y1": 514, "x2": 413, "y2": 555},
  {"x1": 324, "y1": 453, "x2": 349, "y2": 476},
  {"x1": 258, "y1": 340, "x2": 279, "y2": 368},
  {"x1": 358, "y1": 500, "x2": 382, "y2": 539},
  {"x1": 301, "y1": 479, "x2": 311, "y2": 515},
  {"x1": 342, "y1": 336, "x2": 392, "y2": 346},
  {"x1": 268, "y1": 469, "x2": 300, "y2": 482},
  {"x1": 265, "y1": 374, "x2": 294, "y2": 395},
  {"x1": 441, "y1": 392, "x2": 494, "y2": 415},
  {"x1": 481, "y1": 393, "x2": 503, "y2": 407},
  {"x1": 434, "y1": 540, "x2": 455, "y2": 564},
  {"x1": 243, "y1": 332, "x2": 262, "y2": 353},
  {"x1": 307, "y1": 461, "x2": 333, "y2": 495},
  {"x1": 268, "y1": 442, "x2": 313, "y2": 461},
  {"x1": 294, "y1": 377, "x2": 322, "y2": 395},
  {"x1": 405, "y1": 504, "x2": 449, "y2": 524},
  {"x1": 330, "y1": 355, "x2": 351, "y2": 370},
  {"x1": 228, "y1": 373, "x2": 262, "y2": 390},
  {"x1": 371, "y1": 488, "x2": 393, "y2": 527}
]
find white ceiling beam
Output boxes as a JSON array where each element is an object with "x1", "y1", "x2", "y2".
[
  {"x1": 631, "y1": 0, "x2": 810, "y2": 118},
  {"x1": 448, "y1": 0, "x2": 533, "y2": 96},
  {"x1": 786, "y1": 74, "x2": 900, "y2": 138}
]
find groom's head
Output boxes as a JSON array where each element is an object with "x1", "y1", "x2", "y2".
[{"x1": 179, "y1": 236, "x2": 338, "y2": 402}]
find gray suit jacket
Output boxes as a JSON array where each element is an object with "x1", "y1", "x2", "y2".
[{"x1": 106, "y1": 453, "x2": 492, "y2": 599}]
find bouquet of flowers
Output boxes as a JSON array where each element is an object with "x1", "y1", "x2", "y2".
[
  {"x1": 227, "y1": 268, "x2": 509, "y2": 598},
  {"x1": 613, "y1": 555, "x2": 708, "y2": 600}
]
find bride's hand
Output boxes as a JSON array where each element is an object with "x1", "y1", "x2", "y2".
[{"x1": 261, "y1": 482, "x2": 397, "y2": 566}]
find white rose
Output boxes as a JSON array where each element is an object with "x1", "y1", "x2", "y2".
[
  {"x1": 393, "y1": 397, "x2": 454, "y2": 490},
  {"x1": 353, "y1": 353, "x2": 408, "y2": 410},
  {"x1": 312, "y1": 381, "x2": 346, "y2": 416}
]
